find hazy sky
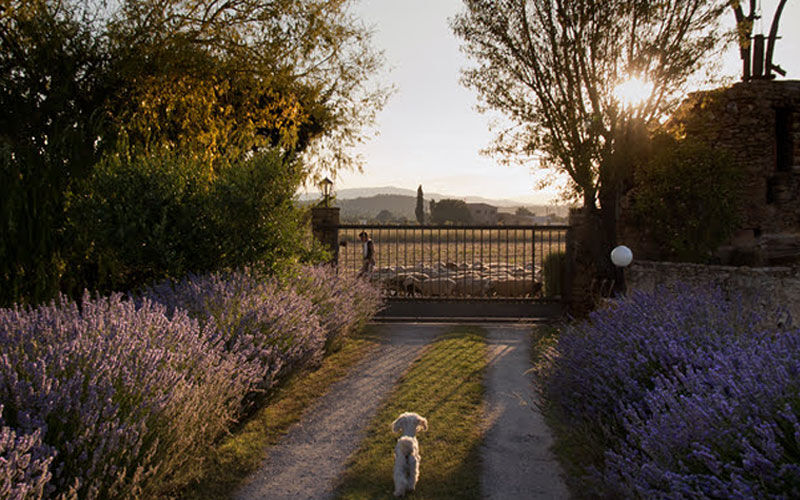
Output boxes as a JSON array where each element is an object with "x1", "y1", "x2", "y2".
[{"x1": 328, "y1": 0, "x2": 800, "y2": 204}]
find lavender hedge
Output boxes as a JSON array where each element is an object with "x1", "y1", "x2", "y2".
[
  {"x1": 281, "y1": 265, "x2": 383, "y2": 353},
  {"x1": 0, "y1": 293, "x2": 254, "y2": 499},
  {"x1": 144, "y1": 268, "x2": 327, "y2": 395},
  {"x1": 539, "y1": 285, "x2": 800, "y2": 498},
  {"x1": 1, "y1": 265, "x2": 382, "y2": 498}
]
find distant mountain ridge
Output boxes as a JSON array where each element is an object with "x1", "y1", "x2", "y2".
[
  {"x1": 301, "y1": 192, "x2": 570, "y2": 223},
  {"x1": 298, "y1": 185, "x2": 561, "y2": 208}
]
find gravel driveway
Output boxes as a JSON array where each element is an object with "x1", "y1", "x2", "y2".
[
  {"x1": 234, "y1": 322, "x2": 568, "y2": 500},
  {"x1": 481, "y1": 325, "x2": 569, "y2": 499},
  {"x1": 233, "y1": 323, "x2": 444, "y2": 500}
]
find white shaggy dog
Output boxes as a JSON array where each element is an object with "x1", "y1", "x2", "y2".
[
  {"x1": 391, "y1": 412, "x2": 428, "y2": 496},
  {"x1": 392, "y1": 412, "x2": 428, "y2": 438}
]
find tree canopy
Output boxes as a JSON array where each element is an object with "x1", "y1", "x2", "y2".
[
  {"x1": 0, "y1": 0, "x2": 387, "y2": 304},
  {"x1": 453, "y1": 0, "x2": 730, "y2": 208},
  {"x1": 430, "y1": 199, "x2": 473, "y2": 225},
  {"x1": 2, "y1": 0, "x2": 388, "y2": 177},
  {"x1": 416, "y1": 185, "x2": 425, "y2": 224}
]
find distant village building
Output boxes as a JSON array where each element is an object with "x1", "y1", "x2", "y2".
[{"x1": 466, "y1": 203, "x2": 498, "y2": 224}]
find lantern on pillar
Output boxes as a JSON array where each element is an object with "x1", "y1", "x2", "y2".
[{"x1": 319, "y1": 177, "x2": 333, "y2": 207}]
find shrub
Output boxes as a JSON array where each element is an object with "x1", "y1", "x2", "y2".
[
  {"x1": 281, "y1": 265, "x2": 384, "y2": 352},
  {"x1": 0, "y1": 293, "x2": 254, "y2": 498},
  {"x1": 144, "y1": 269, "x2": 327, "y2": 393},
  {"x1": 0, "y1": 419, "x2": 52, "y2": 500},
  {"x1": 542, "y1": 251, "x2": 565, "y2": 298},
  {"x1": 629, "y1": 136, "x2": 744, "y2": 262},
  {"x1": 538, "y1": 285, "x2": 798, "y2": 497},
  {"x1": 65, "y1": 149, "x2": 315, "y2": 296},
  {"x1": 1, "y1": 266, "x2": 382, "y2": 498},
  {"x1": 603, "y1": 332, "x2": 800, "y2": 498}
]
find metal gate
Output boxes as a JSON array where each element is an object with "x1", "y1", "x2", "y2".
[{"x1": 337, "y1": 225, "x2": 567, "y2": 317}]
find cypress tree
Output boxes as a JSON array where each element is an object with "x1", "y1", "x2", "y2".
[{"x1": 415, "y1": 185, "x2": 425, "y2": 224}]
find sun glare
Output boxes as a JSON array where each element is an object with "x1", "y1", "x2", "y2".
[{"x1": 613, "y1": 77, "x2": 654, "y2": 108}]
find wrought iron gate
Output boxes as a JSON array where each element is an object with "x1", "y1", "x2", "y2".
[{"x1": 336, "y1": 224, "x2": 567, "y2": 304}]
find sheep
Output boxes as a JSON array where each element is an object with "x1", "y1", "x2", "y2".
[
  {"x1": 489, "y1": 278, "x2": 543, "y2": 298},
  {"x1": 416, "y1": 278, "x2": 457, "y2": 296}
]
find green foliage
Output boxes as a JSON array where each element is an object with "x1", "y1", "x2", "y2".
[
  {"x1": 65, "y1": 150, "x2": 317, "y2": 295},
  {"x1": 630, "y1": 136, "x2": 744, "y2": 262},
  {"x1": 515, "y1": 206, "x2": 535, "y2": 217},
  {"x1": 430, "y1": 199, "x2": 473, "y2": 225},
  {"x1": 543, "y1": 251, "x2": 566, "y2": 298},
  {"x1": 0, "y1": 1, "x2": 113, "y2": 306},
  {"x1": 0, "y1": 0, "x2": 385, "y2": 304},
  {"x1": 375, "y1": 210, "x2": 395, "y2": 223}
]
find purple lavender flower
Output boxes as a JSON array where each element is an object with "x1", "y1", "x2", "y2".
[
  {"x1": 539, "y1": 284, "x2": 799, "y2": 498},
  {"x1": 1, "y1": 293, "x2": 252, "y2": 498}
]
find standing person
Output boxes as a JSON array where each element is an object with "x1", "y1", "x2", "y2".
[{"x1": 358, "y1": 230, "x2": 375, "y2": 277}]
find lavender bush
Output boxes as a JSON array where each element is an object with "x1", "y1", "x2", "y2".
[
  {"x1": 0, "y1": 293, "x2": 254, "y2": 499},
  {"x1": 1, "y1": 265, "x2": 382, "y2": 498},
  {"x1": 281, "y1": 265, "x2": 383, "y2": 352},
  {"x1": 144, "y1": 268, "x2": 327, "y2": 393},
  {"x1": 539, "y1": 285, "x2": 799, "y2": 497},
  {"x1": 1, "y1": 413, "x2": 52, "y2": 500}
]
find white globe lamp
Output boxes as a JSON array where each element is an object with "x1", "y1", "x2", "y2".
[{"x1": 610, "y1": 245, "x2": 633, "y2": 268}]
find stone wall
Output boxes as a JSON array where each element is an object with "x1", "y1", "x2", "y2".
[
  {"x1": 618, "y1": 80, "x2": 800, "y2": 265},
  {"x1": 626, "y1": 260, "x2": 800, "y2": 319}
]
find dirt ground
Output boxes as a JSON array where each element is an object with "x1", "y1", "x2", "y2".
[
  {"x1": 481, "y1": 325, "x2": 569, "y2": 499},
  {"x1": 234, "y1": 322, "x2": 568, "y2": 500}
]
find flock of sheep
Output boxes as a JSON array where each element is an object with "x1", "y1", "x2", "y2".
[{"x1": 368, "y1": 261, "x2": 543, "y2": 298}]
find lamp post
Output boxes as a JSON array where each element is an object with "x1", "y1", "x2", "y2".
[
  {"x1": 320, "y1": 177, "x2": 333, "y2": 207},
  {"x1": 610, "y1": 245, "x2": 633, "y2": 296}
]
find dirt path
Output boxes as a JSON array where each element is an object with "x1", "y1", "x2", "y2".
[
  {"x1": 233, "y1": 323, "x2": 443, "y2": 500},
  {"x1": 234, "y1": 322, "x2": 568, "y2": 500},
  {"x1": 481, "y1": 325, "x2": 569, "y2": 499}
]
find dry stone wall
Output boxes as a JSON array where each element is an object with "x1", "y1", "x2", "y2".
[{"x1": 626, "y1": 260, "x2": 800, "y2": 320}]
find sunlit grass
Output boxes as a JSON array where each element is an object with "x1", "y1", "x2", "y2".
[
  {"x1": 179, "y1": 326, "x2": 384, "y2": 500},
  {"x1": 335, "y1": 326, "x2": 487, "y2": 500}
]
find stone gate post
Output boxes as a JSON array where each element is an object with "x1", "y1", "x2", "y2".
[{"x1": 311, "y1": 206, "x2": 340, "y2": 265}]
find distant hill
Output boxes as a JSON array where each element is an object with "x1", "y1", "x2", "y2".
[
  {"x1": 298, "y1": 185, "x2": 559, "y2": 208},
  {"x1": 321, "y1": 193, "x2": 570, "y2": 222},
  {"x1": 334, "y1": 194, "x2": 419, "y2": 221}
]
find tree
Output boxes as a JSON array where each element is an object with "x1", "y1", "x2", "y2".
[
  {"x1": 375, "y1": 209, "x2": 395, "y2": 224},
  {"x1": 452, "y1": 0, "x2": 729, "y2": 210},
  {"x1": 515, "y1": 206, "x2": 534, "y2": 216},
  {"x1": 0, "y1": 0, "x2": 388, "y2": 304},
  {"x1": 430, "y1": 199, "x2": 473, "y2": 225},
  {"x1": 415, "y1": 185, "x2": 425, "y2": 224}
]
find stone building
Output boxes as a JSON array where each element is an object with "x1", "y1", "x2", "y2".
[
  {"x1": 619, "y1": 80, "x2": 800, "y2": 265},
  {"x1": 466, "y1": 203, "x2": 498, "y2": 225}
]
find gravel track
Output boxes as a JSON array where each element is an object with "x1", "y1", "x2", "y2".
[
  {"x1": 233, "y1": 323, "x2": 443, "y2": 500},
  {"x1": 235, "y1": 322, "x2": 568, "y2": 500},
  {"x1": 481, "y1": 325, "x2": 569, "y2": 499}
]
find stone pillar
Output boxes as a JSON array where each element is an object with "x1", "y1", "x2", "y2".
[
  {"x1": 311, "y1": 206, "x2": 340, "y2": 265},
  {"x1": 566, "y1": 207, "x2": 612, "y2": 317}
]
